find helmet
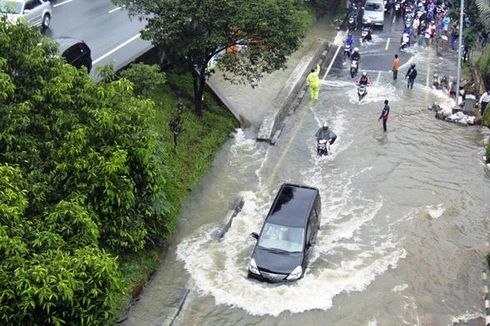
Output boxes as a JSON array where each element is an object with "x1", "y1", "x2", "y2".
[
  {"x1": 354, "y1": 47, "x2": 359, "y2": 52},
  {"x1": 411, "y1": 63, "x2": 416, "y2": 68},
  {"x1": 362, "y1": 71, "x2": 367, "y2": 76},
  {"x1": 322, "y1": 122, "x2": 328, "y2": 128}
]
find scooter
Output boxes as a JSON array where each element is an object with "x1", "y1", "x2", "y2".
[
  {"x1": 347, "y1": 15, "x2": 357, "y2": 31},
  {"x1": 400, "y1": 33, "x2": 410, "y2": 49},
  {"x1": 343, "y1": 44, "x2": 352, "y2": 60},
  {"x1": 357, "y1": 84, "x2": 367, "y2": 100},
  {"x1": 317, "y1": 138, "x2": 331, "y2": 156},
  {"x1": 361, "y1": 25, "x2": 372, "y2": 42},
  {"x1": 350, "y1": 60, "x2": 359, "y2": 78},
  {"x1": 394, "y1": 1, "x2": 401, "y2": 15}
]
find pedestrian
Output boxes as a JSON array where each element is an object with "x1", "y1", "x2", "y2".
[
  {"x1": 307, "y1": 64, "x2": 321, "y2": 101},
  {"x1": 378, "y1": 99, "x2": 390, "y2": 132},
  {"x1": 392, "y1": 54, "x2": 400, "y2": 80},
  {"x1": 479, "y1": 89, "x2": 490, "y2": 116},
  {"x1": 405, "y1": 63, "x2": 418, "y2": 89}
]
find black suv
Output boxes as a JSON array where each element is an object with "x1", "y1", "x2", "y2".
[
  {"x1": 54, "y1": 37, "x2": 92, "y2": 73},
  {"x1": 248, "y1": 183, "x2": 321, "y2": 282}
]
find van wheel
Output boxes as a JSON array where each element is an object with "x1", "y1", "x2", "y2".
[{"x1": 42, "y1": 14, "x2": 51, "y2": 30}]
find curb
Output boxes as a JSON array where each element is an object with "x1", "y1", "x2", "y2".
[{"x1": 257, "y1": 38, "x2": 329, "y2": 142}]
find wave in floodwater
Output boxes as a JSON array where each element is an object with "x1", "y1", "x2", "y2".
[{"x1": 177, "y1": 155, "x2": 407, "y2": 316}]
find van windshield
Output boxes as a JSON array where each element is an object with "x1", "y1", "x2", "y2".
[
  {"x1": 365, "y1": 2, "x2": 383, "y2": 11},
  {"x1": 258, "y1": 223, "x2": 305, "y2": 252}
]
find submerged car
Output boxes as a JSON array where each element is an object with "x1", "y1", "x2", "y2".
[
  {"x1": 362, "y1": 0, "x2": 385, "y2": 27},
  {"x1": 0, "y1": 0, "x2": 52, "y2": 30},
  {"x1": 248, "y1": 183, "x2": 321, "y2": 283},
  {"x1": 54, "y1": 37, "x2": 92, "y2": 73}
]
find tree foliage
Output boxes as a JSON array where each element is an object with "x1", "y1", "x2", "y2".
[
  {"x1": 113, "y1": 0, "x2": 310, "y2": 115},
  {"x1": 0, "y1": 18, "x2": 170, "y2": 323}
]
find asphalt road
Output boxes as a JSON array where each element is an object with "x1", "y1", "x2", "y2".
[{"x1": 44, "y1": 0, "x2": 152, "y2": 76}]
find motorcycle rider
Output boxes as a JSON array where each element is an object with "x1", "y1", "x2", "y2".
[
  {"x1": 357, "y1": 71, "x2": 371, "y2": 86},
  {"x1": 405, "y1": 63, "x2": 418, "y2": 89},
  {"x1": 351, "y1": 47, "x2": 360, "y2": 62},
  {"x1": 315, "y1": 122, "x2": 337, "y2": 145},
  {"x1": 345, "y1": 32, "x2": 354, "y2": 47}
]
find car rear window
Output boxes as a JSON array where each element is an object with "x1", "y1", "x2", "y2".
[{"x1": 365, "y1": 2, "x2": 383, "y2": 11}]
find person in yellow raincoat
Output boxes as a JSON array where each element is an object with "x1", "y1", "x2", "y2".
[{"x1": 307, "y1": 64, "x2": 321, "y2": 100}]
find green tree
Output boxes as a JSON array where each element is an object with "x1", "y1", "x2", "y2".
[
  {"x1": 113, "y1": 0, "x2": 309, "y2": 115},
  {"x1": 0, "y1": 17, "x2": 170, "y2": 323}
]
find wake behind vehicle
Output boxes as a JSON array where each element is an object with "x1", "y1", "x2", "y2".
[
  {"x1": 248, "y1": 183, "x2": 321, "y2": 283},
  {"x1": 0, "y1": 0, "x2": 52, "y2": 30}
]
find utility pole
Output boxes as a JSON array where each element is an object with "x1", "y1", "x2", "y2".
[{"x1": 456, "y1": 0, "x2": 464, "y2": 108}]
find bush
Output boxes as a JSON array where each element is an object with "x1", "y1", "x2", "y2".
[
  {"x1": 119, "y1": 63, "x2": 166, "y2": 97},
  {"x1": 485, "y1": 144, "x2": 490, "y2": 162}
]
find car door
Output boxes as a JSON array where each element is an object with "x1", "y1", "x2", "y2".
[{"x1": 23, "y1": 0, "x2": 42, "y2": 26}]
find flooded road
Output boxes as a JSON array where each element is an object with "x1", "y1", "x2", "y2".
[{"x1": 122, "y1": 16, "x2": 490, "y2": 326}]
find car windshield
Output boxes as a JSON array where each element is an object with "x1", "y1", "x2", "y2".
[
  {"x1": 0, "y1": 0, "x2": 22, "y2": 13},
  {"x1": 258, "y1": 222, "x2": 305, "y2": 253},
  {"x1": 365, "y1": 3, "x2": 383, "y2": 11}
]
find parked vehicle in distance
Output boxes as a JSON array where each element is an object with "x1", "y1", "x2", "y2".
[
  {"x1": 0, "y1": 0, "x2": 52, "y2": 30},
  {"x1": 54, "y1": 37, "x2": 92, "y2": 73},
  {"x1": 362, "y1": 0, "x2": 384, "y2": 27},
  {"x1": 248, "y1": 183, "x2": 321, "y2": 283}
]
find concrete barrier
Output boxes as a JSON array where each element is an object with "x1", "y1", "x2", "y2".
[{"x1": 257, "y1": 39, "x2": 329, "y2": 142}]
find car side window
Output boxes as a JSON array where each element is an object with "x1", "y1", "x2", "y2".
[{"x1": 25, "y1": 0, "x2": 41, "y2": 10}]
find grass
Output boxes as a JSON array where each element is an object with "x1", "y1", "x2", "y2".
[{"x1": 113, "y1": 72, "x2": 237, "y2": 319}]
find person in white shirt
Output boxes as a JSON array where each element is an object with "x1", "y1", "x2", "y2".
[{"x1": 479, "y1": 89, "x2": 490, "y2": 116}]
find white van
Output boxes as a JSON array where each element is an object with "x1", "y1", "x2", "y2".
[{"x1": 362, "y1": 0, "x2": 384, "y2": 27}]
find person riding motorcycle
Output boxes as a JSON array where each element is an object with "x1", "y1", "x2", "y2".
[
  {"x1": 351, "y1": 47, "x2": 360, "y2": 62},
  {"x1": 356, "y1": 71, "x2": 371, "y2": 86},
  {"x1": 315, "y1": 122, "x2": 337, "y2": 145},
  {"x1": 345, "y1": 33, "x2": 354, "y2": 47}
]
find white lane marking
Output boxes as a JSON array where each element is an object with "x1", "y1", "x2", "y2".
[
  {"x1": 376, "y1": 71, "x2": 381, "y2": 83},
  {"x1": 53, "y1": 0, "x2": 73, "y2": 7},
  {"x1": 392, "y1": 13, "x2": 396, "y2": 24},
  {"x1": 385, "y1": 37, "x2": 391, "y2": 51},
  {"x1": 109, "y1": 5, "x2": 125, "y2": 14},
  {"x1": 93, "y1": 34, "x2": 141, "y2": 64},
  {"x1": 322, "y1": 45, "x2": 342, "y2": 80}
]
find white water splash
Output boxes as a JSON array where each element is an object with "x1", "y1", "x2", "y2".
[
  {"x1": 392, "y1": 284, "x2": 409, "y2": 292},
  {"x1": 425, "y1": 203, "x2": 445, "y2": 219}
]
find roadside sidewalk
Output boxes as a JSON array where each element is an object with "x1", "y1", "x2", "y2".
[{"x1": 207, "y1": 15, "x2": 339, "y2": 134}]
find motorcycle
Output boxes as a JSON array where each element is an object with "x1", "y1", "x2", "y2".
[
  {"x1": 343, "y1": 44, "x2": 352, "y2": 60},
  {"x1": 361, "y1": 25, "x2": 372, "y2": 42},
  {"x1": 357, "y1": 84, "x2": 367, "y2": 100},
  {"x1": 347, "y1": 15, "x2": 357, "y2": 31},
  {"x1": 400, "y1": 33, "x2": 410, "y2": 49},
  {"x1": 350, "y1": 60, "x2": 359, "y2": 78},
  {"x1": 316, "y1": 138, "x2": 331, "y2": 156},
  {"x1": 394, "y1": 2, "x2": 401, "y2": 15}
]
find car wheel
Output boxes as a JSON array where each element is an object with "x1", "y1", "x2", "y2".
[{"x1": 42, "y1": 14, "x2": 51, "y2": 30}]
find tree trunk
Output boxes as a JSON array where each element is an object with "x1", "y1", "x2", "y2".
[{"x1": 192, "y1": 70, "x2": 203, "y2": 116}]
